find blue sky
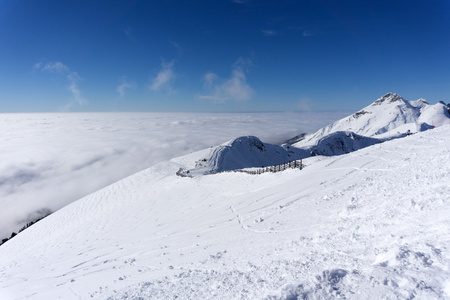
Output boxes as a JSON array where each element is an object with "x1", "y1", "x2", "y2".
[{"x1": 1, "y1": 0, "x2": 449, "y2": 112}]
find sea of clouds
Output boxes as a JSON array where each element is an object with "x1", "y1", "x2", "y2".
[{"x1": 0, "y1": 111, "x2": 348, "y2": 239}]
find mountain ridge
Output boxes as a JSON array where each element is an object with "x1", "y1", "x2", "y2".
[
  {"x1": 294, "y1": 92, "x2": 450, "y2": 148},
  {"x1": 176, "y1": 93, "x2": 450, "y2": 176}
]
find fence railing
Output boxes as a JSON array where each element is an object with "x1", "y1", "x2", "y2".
[
  {"x1": 176, "y1": 159, "x2": 303, "y2": 178},
  {"x1": 223, "y1": 159, "x2": 303, "y2": 175}
]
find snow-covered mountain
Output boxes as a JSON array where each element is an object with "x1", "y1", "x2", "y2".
[
  {"x1": 0, "y1": 124, "x2": 449, "y2": 299},
  {"x1": 178, "y1": 136, "x2": 309, "y2": 176},
  {"x1": 309, "y1": 131, "x2": 382, "y2": 156},
  {"x1": 295, "y1": 93, "x2": 450, "y2": 148}
]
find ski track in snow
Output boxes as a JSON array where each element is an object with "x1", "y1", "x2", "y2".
[{"x1": 0, "y1": 126, "x2": 449, "y2": 299}]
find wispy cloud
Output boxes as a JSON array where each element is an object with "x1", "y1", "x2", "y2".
[
  {"x1": 34, "y1": 61, "x2": 69, "y2": 73},
  {"x1": 116, "y1": 76, "x2": 136, "y2": 97},
  {"x1": 149, "y1": 60, "x2": 176, "y2": 92},
  {"x1": 67, "y1": 72, "x2": 85, "y2": 105},
  {"x1": 302, "y1": 29, "x2": 318, "y2": 37},
  {"x1": 60, "y1": 72, "x2": 86, "y2": 111},
  {"x1": 203, "y1": 72, "x2": 219, "y2": 86},
  {"x1": 33, "y1": 62, "x2": 43, "y2": 71},
  {"x1": 124, "y1": 26, "x2": 132, "y2": 37},
  {"x1": 198, "y1": 58, "x2": 254, "y2": 103},
  {"x1": 123, "y1": 25, "x2": 135, "y2": 43},
  {"x1": 261, "y1": 30, "x2": 277, "y2": 37},
  {"x1": 170, "y1": 40, "x2": 183, "y2": 56},
  {"x1": 297, "y1": 97, "x2": 312, "y2": 112},
  {"x1": 34, "y1": 61, "x2": 86, "y2": 109},
  {"x1": 288, "y1": 26, "x2": 320, "y2": 37}
]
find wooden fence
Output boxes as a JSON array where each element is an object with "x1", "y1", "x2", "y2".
[
  {"x1": 176, "y1": 159, "x2": 303, "y2": 177},
  {"x1": 224, "y1": 159, "x2": 303, "y2": 175}
]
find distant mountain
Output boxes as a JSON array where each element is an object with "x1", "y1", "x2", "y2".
[
  {"x1": 178, "y1": 93, "x2": 450, "y2": 176},
  {"x1": 284, "y1": 133, "x2": 307, "y2": 145},
  {"x1": 177, "y1": 133, "x2": 381, "y2": 176},
  {"x1": 309, "y1": 131, "x2": 382, "y2": 156},
  {"x1": 294, "y1": 93, "x2": 450, "y2": 148},
  {"x1": 178, "y1": 136, "x2": 309, "y2": 176}
]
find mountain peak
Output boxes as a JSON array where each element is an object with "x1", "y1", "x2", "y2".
[
  {"x1": 372, "y1": 92, "x2": 404, "y2": 106},
  {"x1": 294, "y1": 92, "x2": 450, "y2": 147}
]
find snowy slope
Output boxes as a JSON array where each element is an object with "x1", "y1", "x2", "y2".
[
  {"x1": 295, "y1": 93, "x2": 450, "y2": 147},
  {"x1": 179, "y1": 136, "x2": 309, "y2": 176},
  {"x1": 0, "y1": 125, "x2": 449, "y2": 299}
]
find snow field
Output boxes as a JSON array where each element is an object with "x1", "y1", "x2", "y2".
[{"x1": 0, "y1": 125, "x2": 449, "y2": 299}]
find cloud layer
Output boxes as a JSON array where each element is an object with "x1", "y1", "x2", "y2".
[
  {"x1": 0, "y1": 111, "x2": 349, "y2": 240},
  {"x1": 198, "y1": 58, "x2": 254, "y2": 103}
]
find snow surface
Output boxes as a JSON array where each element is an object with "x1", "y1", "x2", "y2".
[
  {"x1": 0, "y1": 111, "x2": 348, "y2": 241},
  {"x1": 295, "y1": 93, "x2": 450, "y2": 148},
  {"x1": 1, "y1": 124, "x2": 449, "y2": 299}
]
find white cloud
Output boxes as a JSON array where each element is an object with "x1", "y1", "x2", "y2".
[
  {"x1": 33, "y1": 62, "x2": 43, "y2": 71},
  {"x1": 116, "y1": 77, "x2": 136, "y2": 97},
  {"x1": 60, "y1": 72, "x2": 86, "y2": 111},
  {"x1": 261, "y1": 30, "x2": 276, "y2": 37},
  {"x1": 123, "y1": 25, "x2": 135, "y2": 43},
  {"x1": 34, "y1": 61, "x2": 86, "y2": 110},
  {"x1": 35, "y1": 61, "x2": 69, "y2": 73},
  {"x1": 198, "y1": 58, "x2": 254, "y2": 103},
  {"x1": 302, "y1": 29, "x2": 317, "y2": 37},
  {"x1": 124, "y1": 26, "x2": 132, "y2": 37},
  {"x1": 297, "y1": 97, "x2": 312, "y2": 112},
  {"x1": 170, "y1": 40, "x2": 183, "y2": 56},
  {"x1": 149, "y1": 60, "x2": 176, "y2": 92},
  {"x1": 203, "y1": 72, "x2": 219, "y2": 86},
  {"x1": 67, "y1": 72, "x2": 85, "y2": 105},
  {"x1": 44, "y1": 62, "x2": 69, "y2": 73}
]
